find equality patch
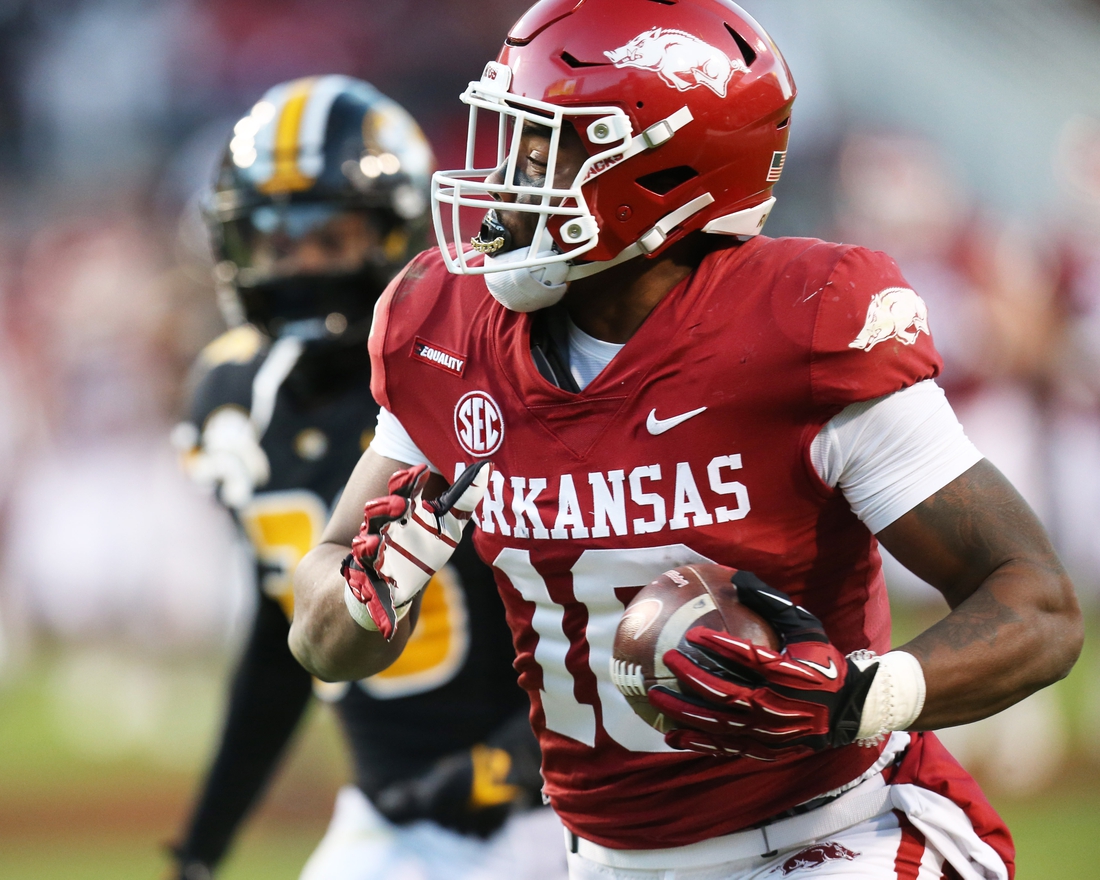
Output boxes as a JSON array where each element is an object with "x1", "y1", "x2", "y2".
[{"x1": 412, "y1": 337, "x2": 466, "y2": 376}]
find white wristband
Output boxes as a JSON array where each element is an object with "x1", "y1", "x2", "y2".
[
  {"x1": 343, "y1": 582, "x2": 411, "y2": 633},
  {"x1": 853, "y1": 650, "x2": 926, "y2": 744}
]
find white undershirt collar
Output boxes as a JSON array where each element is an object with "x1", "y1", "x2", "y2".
[{"x1": 566, "y1": 318, "x2": 624, "y2": 391}]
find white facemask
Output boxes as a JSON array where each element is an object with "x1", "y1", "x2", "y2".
[{"x1": 483, "y1": 247, "x2": 570, "y2": 313}]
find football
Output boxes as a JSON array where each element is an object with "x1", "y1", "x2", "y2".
[{"x1": 610, "y1": 564, "x2": 780, "y2": 733}]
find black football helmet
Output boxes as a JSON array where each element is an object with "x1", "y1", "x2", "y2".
[{"x1": 207, "y1": 75, "x2": 435, "y2": 341}]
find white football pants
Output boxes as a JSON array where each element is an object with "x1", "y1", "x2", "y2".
[
  {"x1": 564, "y1": 771, "x2": 1007, "y2": 880},
  {"x1": 299, "y1": 785, "x2": 569, "y2": 880},
  {"x1": 567, "y1": 811, "x2": 946, "y2": 880}
]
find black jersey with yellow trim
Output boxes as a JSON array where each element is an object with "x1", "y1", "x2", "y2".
[
  {"x1": 189, "y1": 326, "x2": 528, "y2": 794},
  {"x1": 189, "y1": 325, "x2": 377, "y2": 510}
]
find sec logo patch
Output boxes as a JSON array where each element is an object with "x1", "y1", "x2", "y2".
[{"x1": 454, "y1": 391, "x2": 504, "y2": 457}]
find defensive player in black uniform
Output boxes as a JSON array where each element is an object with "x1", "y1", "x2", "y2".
[{"x1": 167, "y1": 76, "x2": 566, "y2": 880}]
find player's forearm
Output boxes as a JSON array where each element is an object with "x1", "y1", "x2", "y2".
[
  {"x1": 898, "y1": 558, "x2": 1081, "y2": 729},
  {"x1": 878, "y1": 459, "x2": 1083, "y2": 730},
  {"x1": 289, "y1": 541, "x2": 410, "y2": 681}
]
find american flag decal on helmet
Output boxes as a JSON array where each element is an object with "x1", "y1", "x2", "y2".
[{"x1": 767, "y1": 150, "x2": 787, "y2": 182}]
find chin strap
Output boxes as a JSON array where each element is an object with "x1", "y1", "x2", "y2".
[
  {"x1": 565, "y1": 196, "x2": 776, "y2": 282},
  {"x1": 565, "y1": 193, "x2": 714, "y2": 281},
  {"x1": 562, "y1": 102, "x2": 773, "y2": 282},
  {"x1": 484, "y1": 100, "x2": 776, "y2": 291},
  {"x1": 618, "y1": 106, "x2": 695, "y2": 162}
]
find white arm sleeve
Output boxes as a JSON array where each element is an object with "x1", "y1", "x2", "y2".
[
  {"x1": 810, "y1": 380, "x2": 982, "y2": 534},
  {"x1": 369, "y1": 407, "x2": 440, "y2": 474}
]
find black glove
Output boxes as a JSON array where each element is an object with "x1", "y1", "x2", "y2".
[{"x1": 373, "y1": 712, "x2": 542, "y2": 837}]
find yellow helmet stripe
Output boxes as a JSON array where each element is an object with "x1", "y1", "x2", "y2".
[{"x1": 257, "y1": 77, "x2": 317, "y2": 194}]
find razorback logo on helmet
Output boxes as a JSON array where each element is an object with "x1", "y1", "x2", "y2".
[
  {"x1": 454, "y1": 391, "x2": 505, "y2": 457},
  {"x1": 604, "y1": 28, "x2": 747, "y2": 98},
  {"x1": 774, "y1": 842, "x2": 859, "y2": 875},
  {"x1": 849, "y1": 287, "x2": 930, "y2": 351}
]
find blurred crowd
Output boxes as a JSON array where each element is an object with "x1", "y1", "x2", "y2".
[
  {"x1": 834, "y1": 125, "x2": 1100, "y2": 606},
  {"x1": 0, "y1": 0, "x2": 537, "y2": 666},
  {"x1": 0, "y1": 0, "x2": 1099, "y2": 788}
]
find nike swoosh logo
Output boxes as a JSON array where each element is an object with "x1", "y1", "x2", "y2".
[
  {"x1": 797, "y1": 658, "x2": 839, "y2": 680},
  {"x1": 646, "y1": 406, "x2": 708, "y2": 435}
]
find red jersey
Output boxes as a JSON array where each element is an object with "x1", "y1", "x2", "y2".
[{"x1": 370, "y1": 236, "x2": 942, "y2": 849}]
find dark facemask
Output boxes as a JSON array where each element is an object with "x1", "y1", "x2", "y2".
[{"x1": 238, "y1": 265, "x2": 392, "y2": 342}]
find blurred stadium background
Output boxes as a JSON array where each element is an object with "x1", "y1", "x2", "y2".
[{"x1": 0, "y1": 0, "x2": 1098, "y2": 876}]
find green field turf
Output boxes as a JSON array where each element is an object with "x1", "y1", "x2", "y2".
[
  {"x1": 998, "y1": 788, "x2": 1100, "y2": 878},
  {"x1": 2, "y1": 789, "x2": 1098, "y2": 879},
  {"x1": 0, "y1": 611, "x2": 1096, "y2": 879},
  {"x1": 0, "y1": 645, "x2": 343, "y2": 879},
  {"x1": 0, "y1": 829, "x2": 320, "y2": 880}
]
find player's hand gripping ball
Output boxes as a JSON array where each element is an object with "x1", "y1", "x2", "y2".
[
  {"x1": 342, "y1": 461, "x2": 490, "y2": 639},
  {"x1": 611, "y1": 564, "x2": 779, "y2": 734},
  {"x1": 647, "y1": 572, "x2": 881, "y2": 760}
]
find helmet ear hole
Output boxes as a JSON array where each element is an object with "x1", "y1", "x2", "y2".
[{"x1": 635, "y1": 166, "x2": 699, "y2": 196}]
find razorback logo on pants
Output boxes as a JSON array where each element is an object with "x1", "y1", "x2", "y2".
[{"x1": 775, "y1": 842, "x2": 859, "y2": 874}]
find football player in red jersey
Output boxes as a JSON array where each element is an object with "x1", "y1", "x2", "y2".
[
  {"x1": 166, "y1": 76, "x2": 565, "y2": 880},
  {"x1": 289, "y1": 3, "x2": 1083, "y2": 878}
]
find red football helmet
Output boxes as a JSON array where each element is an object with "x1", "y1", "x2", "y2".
[{"x1": 432, "y1": 0, "x2": 795, "y2": 280}]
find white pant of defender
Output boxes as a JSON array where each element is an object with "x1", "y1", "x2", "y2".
[{"x1": 299, "y1": 785, "x2": 569, "y2": 880}]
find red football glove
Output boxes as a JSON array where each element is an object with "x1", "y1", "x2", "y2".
[
  {"x1": 648, "y1": 571, "x2": 879, "y2": 760},
  {"x1": 342, "y1": 461, "x2": 490, "y2": 639}
]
